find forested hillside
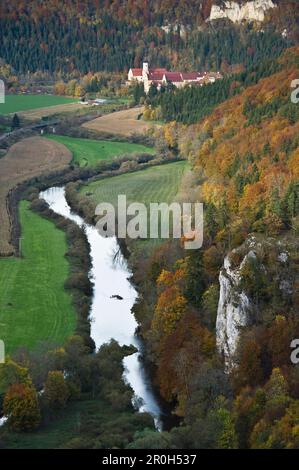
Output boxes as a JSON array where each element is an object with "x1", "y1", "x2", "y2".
[
  {"x1": 145, "y1": 54, "x2": 282, "y2": 123},
  {"x1": 0, "y1": 0, "x2": 297, "y2": 76},
  {"x1": 175, "y1": 46, "x2": 299, "y2": 238},
  {"x1": 128, "y1": 46, "x2": 299, "y2": 448}
]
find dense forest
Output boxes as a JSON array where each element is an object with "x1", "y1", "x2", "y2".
[{"x1": 0, "y1": 0, "x2": 297, "y2": 76}]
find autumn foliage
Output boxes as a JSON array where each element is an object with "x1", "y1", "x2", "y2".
[
  {"x1": 157, "y1": 47, "x2": 299, "y2": 249},
  {"x1": 137, "y1": 47, "x2": 299, "y2": 447},
  {"x1": 4, "y1": 383, "x2": 41, "y2": 432}
]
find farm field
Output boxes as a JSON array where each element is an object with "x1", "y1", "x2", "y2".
[
  {"x1": 45, "y1": 134, "x2": 155, "y2": 167},
  {"x1": 81, "y1": 161, "x2": 188, "y2": 207},
  {"x1": 0, "y1": 201, "x2": 75, "y2": 354},
  {"x1": 0, "y1": 94, "x2": 78, "y2": 115},
  {"x1": 82, "y1": 106, "x2": 158, "y2": 136},
  {"x1": 0, "y1": 137, "x2": 72, "y2": 256},
  {"x1": 80, "y1": 161, "x2": 188, "y2": 255}
]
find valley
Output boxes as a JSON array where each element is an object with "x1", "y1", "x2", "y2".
[
  {"x1": 0, "y1": 109, "x2": 186, "y2": 444},
  {"x1": 0, "y1": 0, "x2": 298, "y2": 452}
]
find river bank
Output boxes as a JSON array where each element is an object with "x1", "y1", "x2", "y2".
[{"x1": 40, "y1": 186, "x2": 165, "y2": 430}]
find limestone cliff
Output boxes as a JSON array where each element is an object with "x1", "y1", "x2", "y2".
[
  {"x1": 216, "y1": 235, "x2": 297, "y2": 370},
  {"x1": 208, "y1": 0, "x2": 276, "y2": 23},
  {"x1": 216, "y1": 251, "x2": 254, "y2": 370}
]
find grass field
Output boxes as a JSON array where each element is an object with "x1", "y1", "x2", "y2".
[
  {"x1": 0, "y1": 94, "x2": 77, "y2": 115},
  {"x1": 0, "y1": 137, "x2": 71, "y2": 256},
  {"x1": 45, "y1": 135, "x2": 155, "y2": 167},
  {"x1": 0, "y1": 201, "x2": 75, "y2": 354},
  {"x1": 81, "y1": 161, "x2": 187, "y2": 206},
  {"x1": 81, "y1": 161, "x2": 188, "y2": 255},
  {"x1": 82, "y1": 106, "x2": 158, "y2": 136}
]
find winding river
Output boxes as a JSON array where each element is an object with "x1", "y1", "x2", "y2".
[{"x1": 39, "y1": 187, "x2": 163, "y2": 430}]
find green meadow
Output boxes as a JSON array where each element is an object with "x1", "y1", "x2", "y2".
[
  {"x1": 0, "y1": 201, "x2": 75, "y2": 354},
  {"x1": 80, "y1": 161, "x2": 188, "y2": 255},
  {"x1": 0, "y1": 94, "x2": 77, "y2": 115},
  {"x1": 81, "y1": 161, "x2": 187, "y2": 207},
  {"x1": 46, "y1": 134, "x2": 155, "y2": 167}
]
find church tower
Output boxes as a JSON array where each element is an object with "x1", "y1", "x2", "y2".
[
  {"x1": 142, "y1": 61, "x2": 149, "y2": 93},
  {"x1": 142, "y1": 61, "x2": 149, "y2": 76}
]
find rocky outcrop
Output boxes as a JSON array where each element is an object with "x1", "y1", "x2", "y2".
[
  {"x1": 161, "y1": 23, "x2": 188, "y2": 38},
  {"x1": 216, "y1": 250, "x2": 255, "y2": 370},
  {"x1": 208, "y1": 0, "x2": 276, "y2": 23},
  {"x1": 216, "y1": 234, "x2": 297, "y2": 371}
]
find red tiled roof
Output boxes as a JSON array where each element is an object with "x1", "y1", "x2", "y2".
[
  {"x1": 149, "y1": 72, "x2": 165, "y2": 81},
  {"x1": 131, "y1": 68, "x2": 143, "y2": 76},
  {"x1": 129, "y1": 66, "x2": 219, "y2": 85},
  {"x1": 181, "y1": 72, "x2": 199, "y2": 81},
  {"x1": 164, "y1": 72, "x2": 183, "y2": 82}
]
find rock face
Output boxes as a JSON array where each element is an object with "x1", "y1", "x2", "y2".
[
  {"x1": 208, "y1": 0, "x2": 276, "y2": 23},
  {"x1": 216, "y1": 235, "x2": 297, "y2": 371},
  {"x1": 216, "y1": 251, "x2": 255, "y2": 370}
]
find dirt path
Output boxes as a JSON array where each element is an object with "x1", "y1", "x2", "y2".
[
  {"x1": 0, "y1": 137, "x2": 72, "y2": 256},
  {"x1": 82, "y1": 106, "x2": 158, "y2": 136}
]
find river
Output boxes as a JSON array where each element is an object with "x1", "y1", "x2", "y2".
[{"x1": 39, "y1": 186, "x2": 163, "y2": 430}]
